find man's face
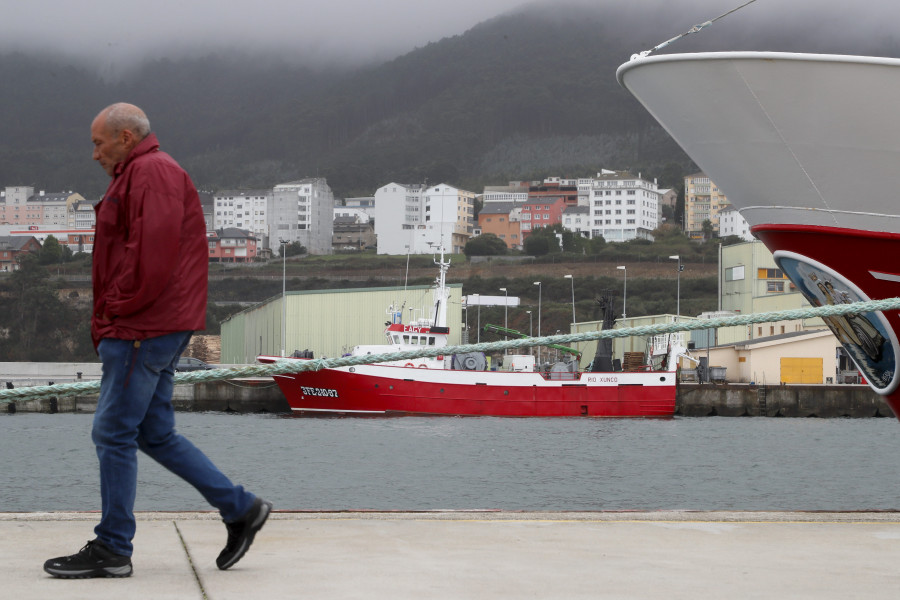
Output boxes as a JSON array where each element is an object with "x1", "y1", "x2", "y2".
[{"x1": 91, "y1": 115, "x2": 132, "y2": 177}]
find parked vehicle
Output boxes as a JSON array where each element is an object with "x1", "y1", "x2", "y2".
[{"x1": 175, "y1": 357, "x2": 213, "y2": 372}]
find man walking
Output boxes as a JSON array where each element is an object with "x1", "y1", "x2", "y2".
[{"x1": 44, "y1": 103, "x2": 271, "y2": 578}]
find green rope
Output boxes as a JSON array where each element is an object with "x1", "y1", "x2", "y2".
[{"x1": 4, "y1": 296, "x2": 900, "y2": 404}]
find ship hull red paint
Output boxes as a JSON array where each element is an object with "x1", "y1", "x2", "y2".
[
  {"x1": 754, "y1": 224, "x2": 900, "y2": 416},
  {"x1": 261, "y1": 359, "x2": 675, "y2": 417}
]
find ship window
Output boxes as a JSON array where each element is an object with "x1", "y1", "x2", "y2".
[
  {"x1": 403, "y1": 335, "x2": 410, "y2": 344},
  {"x1": 429, "y1": 337, "x2": 436, "y2": 346}
]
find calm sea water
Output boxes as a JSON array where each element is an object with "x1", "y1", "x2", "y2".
[{"x1": 3, "y1": 413, "x2": 900, "y2": 513}]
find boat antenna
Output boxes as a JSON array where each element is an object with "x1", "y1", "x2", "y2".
[{"x1": 631, "y1": 0, "x2": 758, "y2": 60}]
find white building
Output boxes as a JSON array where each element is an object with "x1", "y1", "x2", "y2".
[
  {"x1": 718, "y1": 205, "x2": 755, "y2": 241},
  {"x1": 343, "y1": 197, "x2": 376, "y2": 221},
  {"x1": 35, "y1": 192, "x2": 69, "y2": 227},
  {"x1": 373, "y1": 182, "x2": 475, "y2": 255},
  {"x1": 480, "y1": 185, "x2": 529, "y2": 205},
  {"x1": 372, "y1": 182, "x2": 425, "y2": 255},
  {"x1": 333, "y1": 207, "x2": 370, "y2": 224},
  {"x1": 271, "y1": 178, "x2": 334, "y2": 255},
  {"x1": 581, "y1": 170, "x2": 660, "y2": 242},
  {"x1": 213, "y1": 189, "x2": 271, "y2": 244},
  {"x1": 72, "y1": 201, "x2": 96, "y2": 229},
  {"x1": 561, "y1": 205, "x2": 591, "y2": 238}
]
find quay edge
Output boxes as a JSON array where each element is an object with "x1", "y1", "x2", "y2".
[
  {"x1": 677, "y1": 383, "x2": 896, "y2": 418},
  {"x1": 3, "y1": 380, "x2": 895, "y2": 418}
]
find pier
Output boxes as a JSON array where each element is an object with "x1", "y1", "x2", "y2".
[
  {"x1": 4, "y1": 375, "x2": 894, "y2": 418},
  {"x1": 7, "y1": 511, "x2": 900, "y2": 599}
]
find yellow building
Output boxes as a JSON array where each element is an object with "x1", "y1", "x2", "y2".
[
  {"x1": 704, "y1": 330, "x2": 841, "y2": 385},
  {"x1": 684, "y1": 173, "x2": 729, "y2": 239}
]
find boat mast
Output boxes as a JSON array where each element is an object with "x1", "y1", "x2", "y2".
[{"x1": 431, "y1": 246, "x2": 451, "y2": 328}]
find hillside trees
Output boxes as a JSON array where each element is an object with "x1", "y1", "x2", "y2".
[
  {"x1": 0, "y1": 254, "x2": 93, "y2": 361},
  {"x1": 464, "y1": 233, "x2": 507, "y2": 257}
]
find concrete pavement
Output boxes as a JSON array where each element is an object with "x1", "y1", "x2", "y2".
[{"x1": 3, "y1": 511, "x2": 900, "y2": 599}]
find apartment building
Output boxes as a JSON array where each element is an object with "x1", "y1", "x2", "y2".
[
  {"x1": 586, "y1": 170, "x2": 660, "y2": 241},
  {"x1": 561, "y1": 205, "x2": 591, "y2": 238},
  {"x1": 477, "y1": 201, "x2": 521, "y2": 249},
  {"x1": 519, "y1": 195, "x2": 567, "y2": 239},
  {"x1": 71, "y1": 201, "x2": 97, "y2": 229},
  {"x1": 0, "y1": 187, "x2": 86, "y2": 227},
  {"x1": 480, "y1": 184, "x2": 529, "y2": 205},
  {"x1": 372, "y1": 182, "x2": 425, "y2": 254},
  {"x1": 270, "y1": 179, "x2": 334, "y2": 255},
  {"x1": 374, "y1": 182, "x2": 474, "y2": 254},
  {"x1": 207, "y1": 228, "x2": 258, "y2": 263},
  {"x1": 684, "y1": 172, "x2": 729, "y2": 238},
  {"x1": 718, "y1": 204, "x2": 754, "y2": 241},
  {"x1": 213, "y1": 189, "x2": 271, "y2": 244}
]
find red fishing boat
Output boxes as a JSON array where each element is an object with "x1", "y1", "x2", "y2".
[{"x1": 259, "y1": 251, "x2": 685, "y2": 417}]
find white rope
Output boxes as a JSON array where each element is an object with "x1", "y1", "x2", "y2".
[{"x1": 3, "y1": 295, "x2": 899, "y2": 404}]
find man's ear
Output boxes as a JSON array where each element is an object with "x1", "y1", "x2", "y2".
[{"x1": 120, "y1": 128, "x2": 136, "y2": 149}]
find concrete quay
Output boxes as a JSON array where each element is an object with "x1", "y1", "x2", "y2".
[
  {"x1": 6, "y1": 380, "x2": 895, "y2": 418},
  {"x1": 5, "y1": 511, "x2": 900, "y2": 599}
]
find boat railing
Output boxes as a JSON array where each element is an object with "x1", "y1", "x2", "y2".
[{"x1": 650, "y1": 332, "x2": 686, "y2": 356}]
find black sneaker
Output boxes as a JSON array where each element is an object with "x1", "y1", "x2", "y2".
[
  {"x1": 217, "y1": 497, "x2": 273, "y2": 570},
  {"x1": 43, "y1": 540, "x2": 133, "y2": 579}
]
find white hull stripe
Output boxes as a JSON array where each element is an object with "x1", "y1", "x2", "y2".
[
  {"x1": 291, "y1": 407, "x2": 386, "y2": 414},
  {"x1": 870, "y1": 271, "x2": 900, "y2": 283}
]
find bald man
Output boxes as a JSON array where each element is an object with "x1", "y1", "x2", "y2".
[{"x1": 44, "y1": 103, "x2": 271, "y2": 579}]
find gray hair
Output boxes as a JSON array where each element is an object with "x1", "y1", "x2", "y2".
[{"x1": 103, "y1": 103, "x2": 151, "y2": 140}]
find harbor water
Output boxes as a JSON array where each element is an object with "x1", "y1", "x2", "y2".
[{"x1": 3, "y1": 413, "x2": 900, "y2": 513}]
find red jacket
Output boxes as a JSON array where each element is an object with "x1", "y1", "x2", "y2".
[{"x1": 91, "y1": 133, "x2": 208, "y2": 349}]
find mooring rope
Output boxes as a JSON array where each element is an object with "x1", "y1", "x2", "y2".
[
  {"x1": 2, "y1": 296, "x2": 899, "y2": 404},
  {"x1": 631, "y1": 0, "x2": 759, "y2": 59}
]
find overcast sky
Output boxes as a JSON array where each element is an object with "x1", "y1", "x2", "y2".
[
  {"x1": 6, "y1": 0, "x2": 533, "y2": 66},
  {"x1": 6, "y1": 0, "x2": 900, "y2": 69}
]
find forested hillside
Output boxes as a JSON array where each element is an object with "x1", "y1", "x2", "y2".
[{"x1": 4, "y1": 3, "x2": 899, "y2": 200}]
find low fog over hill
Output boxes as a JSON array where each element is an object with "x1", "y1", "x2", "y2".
[{"x1": 4, "y1": 1, "x2": 900, "y2": 198}]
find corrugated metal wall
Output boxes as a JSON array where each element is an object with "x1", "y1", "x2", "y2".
[{"x1": 221, "y1": 284, "x2": 464, "y2": 364}]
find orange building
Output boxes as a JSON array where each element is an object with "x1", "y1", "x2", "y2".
[{"x1": 477, "y1": 202, "x2": 521, "y2": 249}]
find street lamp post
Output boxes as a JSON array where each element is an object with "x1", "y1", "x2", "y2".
[
  {"x1": 564, "y1": 274, "x2": 576, "y2": 327},
  {"x1": 533, "y1": 281, "x2": 542, "y2": 363},
  {"x1": 526, "y1": 310, "x2": 533, "y2": 358},
  {"x1": 499, "y1": 287, "x2": 508, "y2": 329},
  {"x1": 280, "y1": 238, "x2": 287, "y2": 357},
  {"x1": 669, "y1": 255, "x2": 683, "y2": 321},
  {"x1": 404, "y1": 245, "x2": 410, "y2": 291},
  {"x1": 617, "y1": 265, "x2": 627, "y2": 320},
  {"x1": 473, "y1": 294, "x2": 481, "y2": 343}
]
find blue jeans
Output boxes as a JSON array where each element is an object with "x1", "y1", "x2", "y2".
[{"x1": 92, "y1": 331, "x2": 255, "y2": 556}]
